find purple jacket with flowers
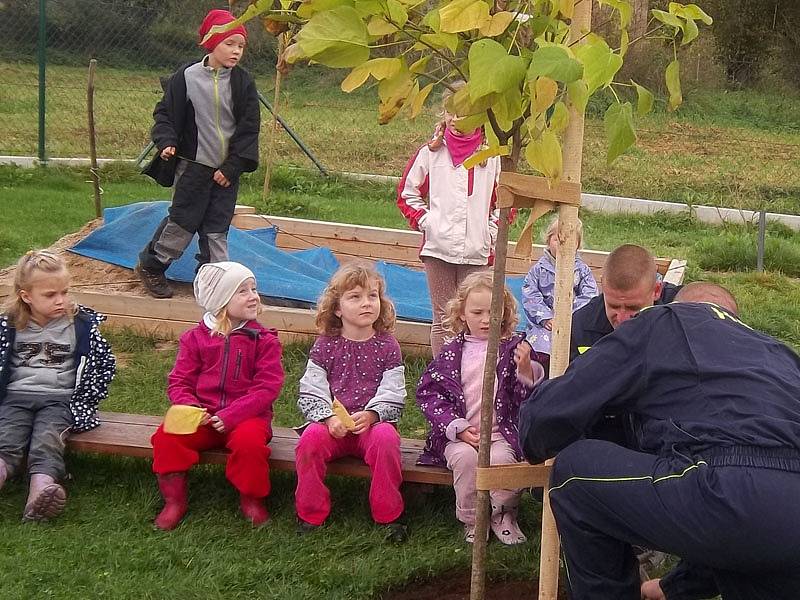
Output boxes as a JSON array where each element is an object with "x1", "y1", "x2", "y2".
[{"x1": 416, "y1": 332, "x2": 539, "y2": 467}]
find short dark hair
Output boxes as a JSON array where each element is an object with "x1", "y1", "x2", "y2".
[
  {"x1": 675, "y1": 282, "x2": 738, "y2": 315},
  {"x1": 603, "y1": 244, "x2": 657, "y2": 291}
]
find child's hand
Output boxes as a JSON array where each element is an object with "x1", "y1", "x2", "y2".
[
  {"x1": 325, "y1": 415, "x2": 348, "y2": 439},
  {"x1": 213, "y1": 169, "x2": 231, "y2": 188},
  {"x1": 514, "y1": 341, "x2": 535, "y2": 382},
  {"x1": 160, "y1": 146, "x2": 176, "y2": 160},
  {"x1": 457, "y1": 426, "x2": 480, "y2": 448},
  {"x1": 351, "y1": 410, "x2": 378, "y2": 435},
  {"x1": 200, "y1": 411, "x2": 211, "y2": 426},
  {"x1": 210, "y1": 415, "x2": 226, "y2": 433},
  {"x1": 543, "y1": 319, "x2": 553, "y2": 331}
]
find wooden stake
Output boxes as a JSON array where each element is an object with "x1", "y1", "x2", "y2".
[
  {"x1": 87, "y1": 59, "x2": 102, "y2": 219},
  {"x1": 538, "y1": 3, "x2": 592, "y2": 599},
  {"x1": 262, "y1": 33, "x2": 287, "y2": 199},
  {"x1": 469, "y1": 201, "x2": 512, "y2": 600}
]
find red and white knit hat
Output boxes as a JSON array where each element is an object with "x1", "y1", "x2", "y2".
[{"x1": 198, "y1": 9, "x2": 248, "y2": 51}]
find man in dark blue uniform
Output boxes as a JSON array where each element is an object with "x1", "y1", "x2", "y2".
[{"x1": 519, "y1": 283, "x2": 800, "y2": 600}]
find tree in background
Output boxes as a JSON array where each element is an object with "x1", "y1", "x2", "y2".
[{"x1": 217, "y1": 0, "x2": 711, "y2": 175}]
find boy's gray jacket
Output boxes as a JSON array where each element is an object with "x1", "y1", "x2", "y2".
[
  {"x1": 0, "y1": 306, "x2": 117, "y2": 432},
  {"x1": 144, "y1": 59, "x2": 260, "y2": 186}
]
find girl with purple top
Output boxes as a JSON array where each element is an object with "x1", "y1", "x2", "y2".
[
  {"x1": 522, "y1": 217, "x2": 597, "y2": 355},
  {"x1": 416, "y1": 272, "x2": 546, "y2": 544},
  {"x1": 295, "y1": 264, "x2": 408, "y2": 542}
]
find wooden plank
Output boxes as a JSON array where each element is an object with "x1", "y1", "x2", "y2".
[
  {"x1": 67, "y1": 412, "x2": 452, "y2": 485},
  {"x1": 496, "y1": 172, "x2": 582, "y2": 209},
  {"x1": 234, "y1": 204, "x2": 256, "y2": 215},
  {"x1": 475, "y1": 463, "x2": 551, "y2": 490}
]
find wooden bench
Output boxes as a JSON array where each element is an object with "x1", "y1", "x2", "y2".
[{"x1": 68, "y1": 411, "x2": 455, "y2": 486}]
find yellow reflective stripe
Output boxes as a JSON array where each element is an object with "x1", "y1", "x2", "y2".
[
  {"x1": 577, "y1": 346, "x2": 590, "y2": 354},
  {"x1": 550, "y1": 461, "x2": 708, "y2": 493}
]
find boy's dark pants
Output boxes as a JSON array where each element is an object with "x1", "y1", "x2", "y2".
[
  {"x1": 139, "y1": 161, "x2": 239, "y2": 273},
  {"x1": 0, "y1": 391, "x2": 73, "y2": 481},
  {"x1": 549, "y1": 439, "x2": 800, "y2": 600}
]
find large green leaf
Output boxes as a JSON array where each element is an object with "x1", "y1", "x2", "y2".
[
  {"x1": 367, "y1": 17, "x2": 396, "y2": 35},
  {"x1": 419, "y1": 32, "x2": 459, "y2": 54},
  {"x1": 463, "y1": 145, "x2": 509, "y2": 169},
  {"x1": 680, "y1": 16, "x2": 698, "y2": 45},
  {"x1": 296, "y1": 6, "x2": 371, "y2": 67},
  {"x1": 297, "y1": 0, "x2": 354, "y2": 19},
  {"x1": 467, "y1": 39, "x2": 527, "y2": 103},
  {"x1": 479, "y1": 11, "x2": 515, "y2": 36},
  {"x1": 354, "y1": 0, "x2": 383, "y2": 17},
  {"x1": 341, "y1": 57, "x2": 402, "y2": 91},
  {"x1": 566, "y1": 79, "x2": 588, "y2": 114},
  {"x1": 574, "y1": 35, "x2": 623, "y2": 95},
  {"x1": 528, "y1": 46, "x2": 584, "y2": 83},
  {"x1": 604, "y1": 101, "x2": 636, "y2": 164},
  {"x1": 598, "y1": 0, "x2": 632, "y2": 28},
  {"x1": 387, "y1": 0, "x2": 408, "y2": 27},
  {"x1": 439, "y1": 0, "x2": 491, "y2": 33},
  {"x1": 670, "y1": 2, "x2": 713, "y2": 25},
  {"x1": 525, "y1": 129, "x2": 562, "y2": 181},
  {"x1": 548, "y1": 100, "x2": 569, "y2": 133},
  {"x1": 651, "y1": 9, "x2": 683, "y2": 30},
  {"x1": 531, "y1": 76, "x2": 558, "y2": 114},
  {"x1": 378, "y1": 67, "x2": 414, "y2": 123},
  {"x1": 409, "y1": 82, "x2": 435, "y2": 118},
  {"x1": 631, "y1": 80, "x2": 654, "y2": 116},
  {"x1": 665, "y1": 59, "x2": 682, "y2": 111}
]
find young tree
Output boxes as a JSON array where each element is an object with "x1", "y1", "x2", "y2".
[{"x1": 212, "y1": 0, "x2": 711, "y2": 175}]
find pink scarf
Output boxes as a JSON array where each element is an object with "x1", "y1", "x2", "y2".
[{"x1": 444, "y1": 127, "x2": 482, "y2": 168}]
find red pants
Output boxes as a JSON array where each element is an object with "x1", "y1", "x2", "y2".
[
  {"x1": 295, "y1": 422, "x2": 404, "y2": 525},
  {"x1": 151, "y1": 418, "x2": 272, "y2": 498}
]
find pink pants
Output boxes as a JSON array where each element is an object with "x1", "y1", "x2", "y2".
[
  {"x1": 151, "y1": 418, "x2": 272, "y2": 498},
  {"x1": 295, "y1": 422, "x2": 404, "y2": 526},
  {"x1": 444, "y1": 438, "x2": 520, "y2": 525},
  {"x1": 422, "y1": 257, "x2": 488, "y2": 356}
]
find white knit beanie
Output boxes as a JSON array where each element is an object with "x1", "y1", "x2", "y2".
[{"x1": 193, "y1": 262, "x2": 256, "y2": 316}]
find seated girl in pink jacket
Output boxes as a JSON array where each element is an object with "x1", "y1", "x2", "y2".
[{"x1": 150, "y1": 262, "x2": 284, "y2": 530}]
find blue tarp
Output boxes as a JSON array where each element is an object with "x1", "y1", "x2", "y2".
[{"x1": 70, "y1": 201, "x2": 528, "y2": 326}]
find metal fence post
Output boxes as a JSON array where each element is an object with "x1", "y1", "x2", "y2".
[{"x1": 37, "y1": 0, "x2": 47, "y2": 164}]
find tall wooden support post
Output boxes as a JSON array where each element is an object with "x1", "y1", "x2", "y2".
[
  {"x1": 538, "y1": 2, "x2": 592, "y2": 599},
  {"x1": 263, "y1": 33, "x2": 287, "y2": 199},
  {"x1": 469, "y1": 202, "x2": 512, "y2": 600},
  {"x1": 87, "y1": 59, "x2": 102, "y2": 219}
]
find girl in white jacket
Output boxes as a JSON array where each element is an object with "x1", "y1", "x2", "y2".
[{"x1": 396, "y1": 83, "x2": 501, "y2": 356}]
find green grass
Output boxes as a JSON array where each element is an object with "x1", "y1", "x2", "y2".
[
  {"x1": 1, "y1": 165, "x2": 799, "y2": 598},
  {"x1": 0, "y1": 333, "x2": 541, "y2": 600},
  {"x1": 3, "y1": 61, "x2": 800, "y2": 214}
]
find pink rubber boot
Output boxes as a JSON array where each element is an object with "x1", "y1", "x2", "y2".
[{"x1": 154, "y1": 473, "x2": 188, "y2": 531}]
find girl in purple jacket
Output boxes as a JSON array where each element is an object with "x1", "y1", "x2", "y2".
[
  {"x1": 416, "y1": 272, "x2": 546, "y2": 545},
  {"x1": 151, "y1": 262, "x2": 284, "y2": 531}
]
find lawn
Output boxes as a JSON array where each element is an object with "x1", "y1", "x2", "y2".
[
  {"x1": 3, "y1": 60, "x2": 800, "y2": 214},
  {"x1": 0, "y1": 164, "x2": 799, "y2": 599}
]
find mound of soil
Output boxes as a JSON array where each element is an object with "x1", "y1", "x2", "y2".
[
  {"x1": 0, "y1": 220, "x2": 193, "y2": 299},
  {"x1": 379, "y1": 571, "x2": 568, "y2": 600}
]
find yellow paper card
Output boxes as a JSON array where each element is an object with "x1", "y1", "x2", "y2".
[
  {"x1": 163, "y1": 405, "x2": 206, "y2": 435},
  {"x1": 331, "y1": 399, "x2": 356, "y2": 431}
]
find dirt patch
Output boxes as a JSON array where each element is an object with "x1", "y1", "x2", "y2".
[
  {"x1": 379, "y1": 571, "x2": 568, "y2": 600},
  {"x1": 0, "y1": 222, "x2": 194, "y2": 300}
]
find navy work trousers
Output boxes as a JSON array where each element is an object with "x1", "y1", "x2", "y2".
[{"x1": 549, "y1": 439, "x2": 800, "y2": 600}]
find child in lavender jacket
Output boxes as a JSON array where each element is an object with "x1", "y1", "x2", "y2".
[
  {"x1": 522, "y1": 217, "x2": 597, "y2": 354},
  {"x1": 416, "y1": 272, "x2": 546, "y2": 545}
]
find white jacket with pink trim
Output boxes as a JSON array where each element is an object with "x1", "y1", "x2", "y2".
[{"x1": 396, "y1": 143, "x2": 500, "y2": 266}]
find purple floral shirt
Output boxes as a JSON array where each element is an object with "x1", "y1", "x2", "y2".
[{"x1": 415, "y1": 332, "x2": 542, "y2": 466}]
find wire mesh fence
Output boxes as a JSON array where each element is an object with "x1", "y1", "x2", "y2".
[{"x1": 0, "y1": 0, "x2": 440, "y2": 176}]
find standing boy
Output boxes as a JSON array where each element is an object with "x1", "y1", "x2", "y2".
[{"x1": 137, "y1": 9, "x2": 260, "y2": 298}]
